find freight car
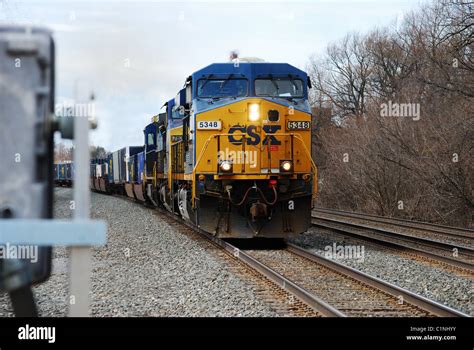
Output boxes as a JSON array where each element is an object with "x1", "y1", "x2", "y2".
[
  {"x1": 90, "y1": 158, "x2": 108, "y2": 192},
  {"x1": 54, "y1": 161, "x2": 74, "y2": 186},
  {"x1": 90, "y1": 62, "x2": 317, "y2": 239}
]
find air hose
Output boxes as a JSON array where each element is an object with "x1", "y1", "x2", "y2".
[
  {"x1": 256, "y1": 186, "x2": 278, "y2": 206},
  {"x1": 227, "y1": 184, "x2": 278, "y2": 206}
]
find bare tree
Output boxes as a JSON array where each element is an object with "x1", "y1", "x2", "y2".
[
  {"x1": 309, "y1": 0, "x2": 473, "y2": 227},
  {"x1": 90, "y1": 146, "x2": 108, "y2": 159},
  {"x1": 309, "y1": 33, "x2": 373, "y2": 121},
  {"x1": 55, "y1": 142, "x2": 73, "y2": 162}
]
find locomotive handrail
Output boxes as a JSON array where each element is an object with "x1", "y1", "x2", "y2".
[
  {"x1": 191, "y1": 132, "x2": 317, "y2": 207},
  {"x1": 191, "y1": 132, "x2": 255, "y2": 207},
  {"x1": 286, "y1": 133, "x2": 318, "y2": 204},
  {"x1": 192, "y1": 134, "x2": 217, "y2": 207},
  {"x1": 260, "y1": 133, "x2": 318, "y2": 203}
]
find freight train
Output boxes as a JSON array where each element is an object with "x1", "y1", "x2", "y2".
[{"x1": 89, "y1": 62, "x2": 317, "y2": 238}]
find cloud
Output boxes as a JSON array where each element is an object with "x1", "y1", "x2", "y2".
[
  {"x1": 2, "y1": 0, "x2": 419, "y2": 151},
  {"x1": 48, "y1": 23, "x2": 81, "y2": 32}
]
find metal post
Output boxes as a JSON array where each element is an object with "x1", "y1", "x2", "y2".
[{"x1": 69, "y1": 114, "x2": 91, "y2": 317}]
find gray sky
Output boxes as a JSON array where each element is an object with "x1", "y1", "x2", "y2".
[{"x1": 1, "y1": 0, "x2": 420, "y2": 150}]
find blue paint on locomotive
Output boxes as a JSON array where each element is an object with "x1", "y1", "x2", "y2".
[
  {"x1": 136, "y1": 152, "x2": 145, "y2": 184},
  {"x1": 143, "y1": 122, "x2": 157, "y2": 153},
  {"x1": 191, "y1": 62, "x2": 309, "y2": 98},
  {"x1": 166, "y1": 99, "x2": 184, "y2": 129},
  {"x1": 191, "y1": 62, "x2": 312, "y2": 114}
]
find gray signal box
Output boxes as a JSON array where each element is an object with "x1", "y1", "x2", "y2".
[{"x1": 0, "y1": 26, "x2": 55, "y2": 297}]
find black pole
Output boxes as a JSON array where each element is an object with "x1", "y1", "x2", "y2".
[{"x1": 9, "y1": 286, "x2": 38, "y2": 317}]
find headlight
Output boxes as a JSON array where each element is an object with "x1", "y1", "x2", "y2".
[
  {"x1": 248, "y1": 103, "x2": 260, "y2": 121},
  {"x1": 280, "y1": 160, "x2": 293, "y2": 173},
  {"x1": 220, "y1": 160, "x2": 232, "y2": 172}
]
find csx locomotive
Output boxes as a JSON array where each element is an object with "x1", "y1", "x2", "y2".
[{"x1": 91, "y1": 62, "x2": 317, "y2": 238}]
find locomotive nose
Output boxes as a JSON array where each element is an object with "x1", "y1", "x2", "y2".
[{"x1": 197, "y1": 98, "x2": 312, "y2": 177}]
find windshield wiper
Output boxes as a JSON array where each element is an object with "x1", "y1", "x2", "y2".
[
  {"x1": 220, "y1": 73, "x2": 234, "y2": 90},
  {"x1": 202, "y1": 74, "x2": 237, "y2": 103},
  {"x1": 205, "y1": 96, "x2": 228, "y2": 104},
  {"x1": 284, "y1": 96, "x2": 298, "y2": 104},
  {"x1": 199, "y1": 74, "x2": 214, "y2": 91},
  {"x1": 209, "y1": 96, "x2": 237, "y2": 104},
  {"x1": 268, "y1": 75, "x2": 279, "y2": 95},
  {"x1": 288, "y1": 74, "x2": 299, "y2": 90}
]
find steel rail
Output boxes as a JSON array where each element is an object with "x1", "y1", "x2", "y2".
[
  {"x1": 314, "y1": 208, "x2": 474, "y2": 240},
  {"x1": 107, "y1": 193, "x2": 470, "y2": 317},
  {"x1": 311, "y1": 217, "x2": 474, "y2": 270},
  {"x1": 206, "y1": 235, "x2": 345, "y2": 317},
  {"x1": 151, "y1": 204, "x2": 345, "y2": 317},
  {"x1": 312, "y1": 214, "x2": 473, "y2": 255},
  {"x1": 286, "y1": 243, "x2": 470, "y2": 317},
  {"x1": 160, "y1": 203, "x2": 469, "y2": 317}
]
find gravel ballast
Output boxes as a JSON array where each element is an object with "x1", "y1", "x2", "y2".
[
  {"x1": 1, "y1": 188, "x2": 470, "y2": 317},
  {"x1": 0, "y1": 187, "x2": 281, "y2": 317},
  {"x1": 290, "y1": 228, "x2": 473, "y2": 316}
]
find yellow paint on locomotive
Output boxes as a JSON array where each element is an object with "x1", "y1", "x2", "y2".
[{"x1": 194, "y1": 98, "x2": 312, "y2": 176}]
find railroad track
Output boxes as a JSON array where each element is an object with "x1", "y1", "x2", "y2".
[
  {"x1": 191, "y1": 229, "x2": 468, "y2": 317},
  {"x1": 105, "y1": 193, "x2": 469, "y2": 317},
  {"x1": 312, "y1": 209, "x2": 474, "y2": 271},
  {"x1": 315, "y1": 208, "x2": 474, "y2": 241},
  {"x1": 152, "y1": 205, "x2": 468, "y2": 317},
  {"x1": 245, "y1": 243, "x2": 469, "y2": 317}
]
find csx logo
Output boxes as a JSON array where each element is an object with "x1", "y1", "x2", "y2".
[{"x1": 228, "y1": 125, "x2": 281, "y2": 145}]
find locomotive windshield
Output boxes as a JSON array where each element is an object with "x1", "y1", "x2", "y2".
[
  {"x1": 255, "y1": 78, "x2": 304, "y2": 98},
  {"x1": 197, "y1": 78, "x2": 248, "y2": 98}
]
